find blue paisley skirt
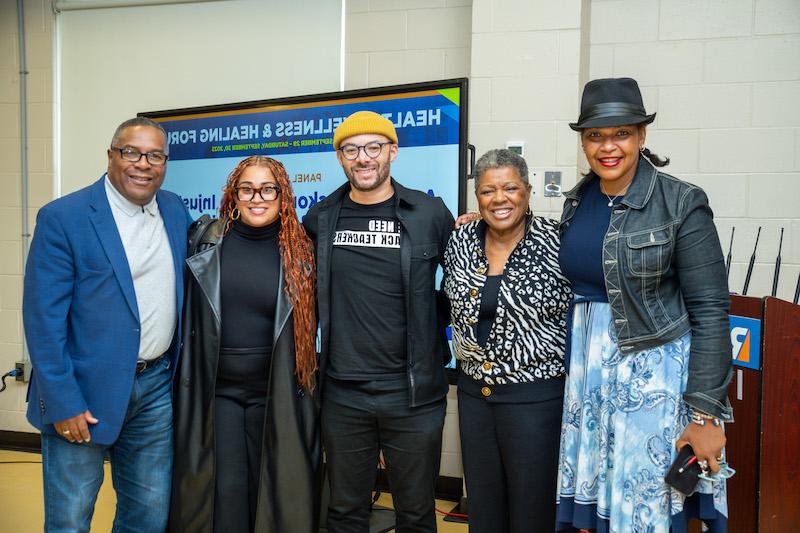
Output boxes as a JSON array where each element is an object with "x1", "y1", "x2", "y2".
[{"x1": 555, "y1": 300, "x2": 728, "y2": 533}]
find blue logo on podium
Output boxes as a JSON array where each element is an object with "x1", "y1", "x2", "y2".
[{"x1": 729, "y1": 315, "x2": 761, "y2": 370}]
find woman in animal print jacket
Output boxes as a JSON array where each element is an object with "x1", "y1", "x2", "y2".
[{"x1": 443, "y1": 148, "x2": 572, "y2": 533}]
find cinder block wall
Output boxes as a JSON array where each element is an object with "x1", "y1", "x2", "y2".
[
  {"x1": 468, "y1": 0, "x2": 588, "y2": 221},
  {"x1": 0, "y1": 0, "x2": 53, "y2": 433},
  {"x1": 344, "y1": 0, "x2": 472, "y2": 90},
  {"x1": 589, "y1": 0, "x2": 800, "y2": 302}
]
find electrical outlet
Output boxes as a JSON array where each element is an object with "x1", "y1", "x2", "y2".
[
  {"x1": 544, "y1": 171, "x2": 562, "y2": 197},
  {"x1": 15, "y1": 360, "x2": 31, "y2": 382}
]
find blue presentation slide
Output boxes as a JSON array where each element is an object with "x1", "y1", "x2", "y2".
[{"x1": 152, "y1": 85, "x2": 465, "y2": 221}]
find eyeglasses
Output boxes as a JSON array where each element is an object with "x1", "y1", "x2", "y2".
[
  {"x1": 235, "y1": 185, "x2": 281, "y2": 202},
  {"x1": 110, "y1": 146, "x2": 168, "y2": 166},
  {"x1": 339, "y1": 141, "x2": 392, "y2": 161}
]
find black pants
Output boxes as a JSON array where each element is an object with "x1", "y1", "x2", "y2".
[
  {"x1": 322, "y1": 376, "x2": 446, "y2": 533},
  {"x1": 213, "y1": 349, "x2": 270, "y2": 533},
  {"x1": 457, "y1": 388, "x2": 564, "y2": 533}
]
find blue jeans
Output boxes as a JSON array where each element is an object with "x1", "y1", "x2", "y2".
[{"x1": 41, "y1": 356, "x2": 173, "y2": 533}]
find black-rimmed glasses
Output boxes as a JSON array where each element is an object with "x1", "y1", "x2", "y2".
[
  {"x1": 235, "y1": 185, "x2": 281, "y2": 202},
  {"x1": 110, "y1": 146, "x2": 168, "y2": 166},
  {"x1": 339, "y1": 141, "x2": 392, "y2": 161}
]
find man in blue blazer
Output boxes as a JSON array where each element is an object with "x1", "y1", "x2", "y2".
[{"x1": 23, "y1": 117, "x2": 193, "y2": 532}]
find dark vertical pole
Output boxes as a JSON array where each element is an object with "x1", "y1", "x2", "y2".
[
  {"x1": 726, "y1": 227, "x2": 735, "y2": 282},
  {"x1": 743, "y1": 227, "x2": 761, "y2": 296},
  {"x1": 771, "y1": 228, "x2": 783, "y2": 297}
]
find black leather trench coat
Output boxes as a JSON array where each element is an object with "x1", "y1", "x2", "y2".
[{"x1": 169, "y1": 219, "x2": 321, "y2": 533}]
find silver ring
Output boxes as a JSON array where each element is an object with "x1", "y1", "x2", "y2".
[
  {"x1": 698, "y1": 459, "x2": 709, "y2": 472},
  {"x1": 716, "y1": 454, "x2": 724, "y2": 462}
]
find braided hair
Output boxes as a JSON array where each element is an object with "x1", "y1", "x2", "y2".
[{"x1": 219, "y1": 156, "x2": 318, "y2": 391}]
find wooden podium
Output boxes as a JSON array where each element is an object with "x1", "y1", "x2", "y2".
[{"x1": 725, "y1": 296, "x2": 800, "y2": 531}]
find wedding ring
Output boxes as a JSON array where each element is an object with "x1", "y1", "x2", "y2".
[
  {"x1": 698, "y1": 459, "x2": 709, "y2": 472},
  {"x1": 62, "y1": 430, "x2": 71, "y2": 435}
]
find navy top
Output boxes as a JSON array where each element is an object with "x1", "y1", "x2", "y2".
[{"x1": 559, "y1": 178, "x2": 623, "y2": 298}]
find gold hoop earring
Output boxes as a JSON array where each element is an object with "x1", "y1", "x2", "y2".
[{"x1": 231, "y1": 207, "x2": 241, "y2": 221}]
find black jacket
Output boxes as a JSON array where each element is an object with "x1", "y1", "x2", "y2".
[
  {"x1": 170, "y1": 218, "x2": 321, "y2": 533},
  {"x1": 303, "y1": 179, "x2": 454, "y2": 407}
]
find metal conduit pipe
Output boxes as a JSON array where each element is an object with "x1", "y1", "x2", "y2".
[
  {"x1": 17, "y1": 0, "x2": 30, "y2": 364},
  {"x1": 53, "y1": 0, "x2": 223, "y2": 11}
]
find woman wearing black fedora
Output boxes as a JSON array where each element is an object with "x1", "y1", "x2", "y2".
[{"x1": 554, "y1": 78, "x2": 732, "y2": 532}]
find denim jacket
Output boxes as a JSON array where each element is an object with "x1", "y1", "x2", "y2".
[{"x1": 560, "y1": 155, "x2": 733, "y2": 420}]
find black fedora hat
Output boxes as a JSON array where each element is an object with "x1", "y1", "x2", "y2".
[{"x1": 569, "y1": 77, "x2": 656, "y2": 131}]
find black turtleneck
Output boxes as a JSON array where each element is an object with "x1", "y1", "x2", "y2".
[{"x1": 220, "y1": 218, "x2": 281, "y2": 351}]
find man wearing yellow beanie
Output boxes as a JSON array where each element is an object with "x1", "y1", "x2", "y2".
[{"x1": 305, "y1": 110, "x2": 454, "y2": 532}]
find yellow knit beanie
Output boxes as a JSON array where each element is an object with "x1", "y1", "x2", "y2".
[{"x1": 333, "y1": 111, "x2": 398, "y2": 149}]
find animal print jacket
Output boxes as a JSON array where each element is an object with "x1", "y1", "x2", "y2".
[{"x1": 443, "y1": 216, "x2": 572, "y2": 386}]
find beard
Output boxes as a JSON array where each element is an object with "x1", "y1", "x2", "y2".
[{"x1": 345, "y1": 158, "x2": 391, "y2": 192}]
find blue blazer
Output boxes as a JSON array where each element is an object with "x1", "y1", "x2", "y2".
[{"x1": 23, "y1": 177, "x2": 193, "y2": 445}]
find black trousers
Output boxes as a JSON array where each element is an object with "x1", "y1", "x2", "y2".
[
  {"x1": 322, "y1": 376, "x2": 446, "y2": 533},
  {"x1": 213, "y1": 349, "x2": 270, "y2": 533},
  {"x1": 457, "y1": 388, "x2": 564, "y2": 533}
]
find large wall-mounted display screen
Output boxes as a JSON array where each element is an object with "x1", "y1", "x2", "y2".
[{"x1": 141, "y1": 79, "x2": 469, "y2": 222}]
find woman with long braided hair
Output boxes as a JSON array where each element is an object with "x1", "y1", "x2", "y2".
[{"x1": 171, "y1": 156, "x2": 321, "y2": 533}]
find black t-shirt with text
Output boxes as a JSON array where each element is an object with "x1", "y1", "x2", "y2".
[{"x1": 328, "y1": 195, "x2": 407, "y2": 380}]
